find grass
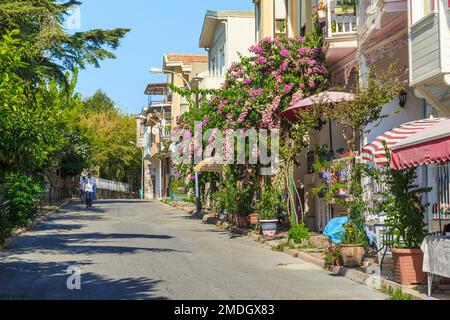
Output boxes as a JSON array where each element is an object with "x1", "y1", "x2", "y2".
[{"x1": 273, "y1": 242, "x2": 295, "y2": 252}]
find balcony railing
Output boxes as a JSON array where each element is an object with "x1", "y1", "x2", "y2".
[{"x1": 326, "y1": 0, "x2": 358, "y2": 38}]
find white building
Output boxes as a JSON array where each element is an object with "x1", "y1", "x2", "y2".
[{"x1": 195, "y1": 10, "x2": 255, "y2": 90}]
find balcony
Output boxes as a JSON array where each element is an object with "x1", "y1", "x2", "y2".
[
  {"x1": 358, "y1": 0, "x2": 407, "y2": 47},
  {"x1": 409, "y1": 1, "x2": 450, "y2": 116},
  {"x1": 198, "y1": 74, "x2": 225, "y2": 90},
  {"x1": 323, "y1": 0, "x2": 358, "y2": 66}
]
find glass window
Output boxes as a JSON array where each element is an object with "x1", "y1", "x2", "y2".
[{"x1": 411, "y1": 0, "x2": 435, "y2": 25}]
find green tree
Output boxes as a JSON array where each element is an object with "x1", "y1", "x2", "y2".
[
  {"x1": 81, "y1": 94, "x2": 141, "y2": 190},
  {"x1": 83, "y1": 90, "x2": 115, "y2": 113},
  {"x1": 0, "y1": 0, "x2": 129, "y2": 86}
]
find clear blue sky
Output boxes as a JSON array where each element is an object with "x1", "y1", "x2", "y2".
[{"x1": 74, "y1": 0, "x2": 254, "y2": 115}]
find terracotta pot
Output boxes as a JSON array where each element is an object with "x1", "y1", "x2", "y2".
[
  {"x1": 260, "y1": 219, "x2": 278, "y2": 237},
  {"x1": 340, "y1": 245, "x2": 365, "y2": 267},
  {"x1": 391, "y1": 248, "x2": 426, "y2": 285},
  {"x1": 249, "y1": 214, "x2": 260, "y2": 226},
  {"x1": 236, "y1": 216, "x2": 249, "y2": 228}
]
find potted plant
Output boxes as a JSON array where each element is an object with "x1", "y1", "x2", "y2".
[
  {"x1": 340, "y1": 220, "x2": 366, "y2": 267},
  {"x1": 256, "y1": 184, "x2": 282, "y2": 237},
  {"x1": 380, "y1": 157, "x2": 431, "y2": 285},
  {"x1": 249, "y1": 213, "x2": 260, "y2": 226},
  {"x1": 334, "y1": 0, "x2": 355, "y2": 15},
  {"x1": 314, "y1": 1, "x2": 327, "y2": 23}
]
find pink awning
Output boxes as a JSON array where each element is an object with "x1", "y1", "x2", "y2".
[
  {"x1": 361, "y1": 118, "x2": 446, "y2": 167},
  {"x1": 390, "y1": 118, "x2": 450, "y2": 169},
  {"x1": 281, "y1": 91, "x2": 354, "y2": 121}
]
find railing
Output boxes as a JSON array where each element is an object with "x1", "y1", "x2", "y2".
[
  {"x1": 326, "y1": 0, "x2": 358, "y2": 38},
  {"x1": 96, "y1": 178, "x2": 132, "y2": 193},
  {"x1": 433, "y1": 163, "x2": 450, "y2": 221}
]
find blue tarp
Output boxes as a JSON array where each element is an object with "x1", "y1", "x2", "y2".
[
  {"x1": 323, "y1": 216, "x2": 349, "y2": 244},
  {"x1": 323, "y1": 216, "x2": 378, "y2": 247}
]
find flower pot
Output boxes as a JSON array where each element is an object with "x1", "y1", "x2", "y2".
[
  {"x1": 249, "y1": 213, "x2": 260, "y2": 226},
  {"x1": 391, "y1": 248, "x2": 426, "y2": 285},
  {"x1": 260, "y1": 219, "x2": 278, "y2": 237},
  {"x1": 227, "y1": 213, "x2": 234, "y2": 222},
  {"x1": 317, "y1": 10, "x2": 326, "y2": 23},
  {"x1": 340, "y1": 244, "x2": 365, "y2": 267},
  {"x1": 236, "y1": 216, "x2": 249, "y2": 228},
  {"x1": 334, "y1": 189, "x2": 348, "y2": 198}
]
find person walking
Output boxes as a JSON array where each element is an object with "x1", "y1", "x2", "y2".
[
  {"x1": 79, "y1": 175, "x2": 87, "y2": 203},
  {"x1": 84, "y1": 171, "x2": 97, "y2": 208}
]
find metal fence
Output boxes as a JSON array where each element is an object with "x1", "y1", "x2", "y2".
[{"x1": 96, "y1": 178, "x2": 132, "y2": 193}]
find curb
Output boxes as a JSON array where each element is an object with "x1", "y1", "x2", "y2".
[{"x1": 0, "y1": 198, "x2": 72, "y2": 251}]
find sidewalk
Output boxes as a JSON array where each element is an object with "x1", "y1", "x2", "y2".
[
  {"x1": 1, "y1": 198, "x2": 73, "y2": 251},
  {"x1": 163, "y1": 200, "x2": 449, "y2": 300}
]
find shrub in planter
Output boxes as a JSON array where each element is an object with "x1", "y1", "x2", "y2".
[
  {"x1": 256, "y1": 184, "x2": 283, "y2": 237},
  {"x1": 379, "y1": 156, "x2": 431, "y2": 285},
  {"x1": 340, "y1": 218, "x2": 367, "y2": 267}
]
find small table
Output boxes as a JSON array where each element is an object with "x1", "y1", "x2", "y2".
[{"x1": 421, "y1": 236, "x2": 450, "y2": 297}]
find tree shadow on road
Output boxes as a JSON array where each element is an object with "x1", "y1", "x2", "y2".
[
  {"x1": 0, "y1": 259, "x2": 167, "y2": 300},
  {"x1": 4, "y1": 232, "x2": 185, "y2": 256}
]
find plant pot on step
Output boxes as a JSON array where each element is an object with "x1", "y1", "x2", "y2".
[
  {"x1": 260, "y1": 219, "x2": 278, "y2": 237},
  {"x1": 249, "y1": 213, "x2": 260, "y2": 226},
  {"x1": 391, "y1": 248, "x2": 426, "y2": 285},
  {"x1": 340, "y1": 244, "x2": 365, "y2": 267},
  {"x1": 236, "y1": 216, "x2": 249, "y2": 228}
]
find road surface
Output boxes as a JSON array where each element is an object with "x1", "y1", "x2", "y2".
[{"x1": 0, "y1": 200, "x2": 385, "y2": 300}]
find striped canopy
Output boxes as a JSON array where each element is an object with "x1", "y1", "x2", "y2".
[{"x1": 362, "y1": 118, "x2": 445, "y2": 166}]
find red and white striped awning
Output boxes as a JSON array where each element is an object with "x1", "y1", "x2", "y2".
[{"x1": 362, "y1": 118, "x2": 446, "y2": 167}]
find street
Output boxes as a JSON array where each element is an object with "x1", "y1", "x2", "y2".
[{"x1": 0, "y1": 200, "x2": 385, "y2": 300}]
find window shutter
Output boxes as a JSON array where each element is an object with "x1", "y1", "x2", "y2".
[{"x1": 275, "y1": 0, "x2": 287, "y2": 19}]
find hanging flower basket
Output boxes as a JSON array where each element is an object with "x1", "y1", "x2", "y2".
[{"x1": 317, "y1": 10, "x2": 326, "y2": 23}]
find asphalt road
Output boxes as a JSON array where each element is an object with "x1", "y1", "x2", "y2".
[{"x1": 0, "y1": 200, "x2": 385, "y2": 300}]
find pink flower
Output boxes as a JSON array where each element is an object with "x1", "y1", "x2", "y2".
[
  {"x1": 280, "y1": 49, "x2": 290, "y2": 57},
  {"x1": 182, "y1": 130, "x2": 192, "y2": 139},
  {"x1": 309, "y1": 81, "x2": 316, "y2": 89},
  {"x1": 243, "y1": 77, "x2": 252, "y2": 84}
]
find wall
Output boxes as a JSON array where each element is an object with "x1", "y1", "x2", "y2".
[{"x1": 228, "y1": 17, "x2": 256, "y2": 65}]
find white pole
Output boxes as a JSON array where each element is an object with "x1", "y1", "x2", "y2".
[{"x1": 159, "y1": 159, "x2": 163, "y2": 199}]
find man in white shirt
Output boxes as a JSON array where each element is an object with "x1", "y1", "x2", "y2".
[{"x1": 84, "y1": 171, "x2": 97, "y2": 208}]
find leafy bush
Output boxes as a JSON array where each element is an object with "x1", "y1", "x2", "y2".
[
  {"x1": 256, "y1": 184, "x2": 284, "y2": 220},
  {"x1": 387, "y1": 288, "x2": 413, "y2": 301},
  {"x1": 288, "y1": 223, "x2": 311, "y2": 245},
  {"x1": 1, "y1": 174, "x2": 45, "y2": 229},
  {"x1": 170, "y1": 178, "x2": 185, "y2": 195},
  {"x1": 379, "y1": 150, "x2": 430, "y2": 249}
]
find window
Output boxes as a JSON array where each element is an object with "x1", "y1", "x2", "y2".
[
  {"x1": 274, "y1": 0, "x2": 288, "y2": 35},
  {"x1": 219, "y1": 48, "x2": 225, "y2": 75},
  {"x1": 210, "y1": 55, "x2": 216, "y2": 75},
  {"x1": 411, "y1": 0, "x2": 435, "y2": 25},
  {"x1": 255, "y1": 1, "x2": 261, "y2": 42}
]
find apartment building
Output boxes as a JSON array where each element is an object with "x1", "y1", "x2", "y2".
[{"x1": 196, "y1": 10, "x2": 255, "y2": 90}]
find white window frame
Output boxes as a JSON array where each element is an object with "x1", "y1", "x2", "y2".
[{"x1": 411, "y1": 0, "x2": 436, "y2": 26}]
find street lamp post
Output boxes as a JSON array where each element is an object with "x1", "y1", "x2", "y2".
[{"x1": 150, "y1": 68, "x2": 202, "y2": 217}]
